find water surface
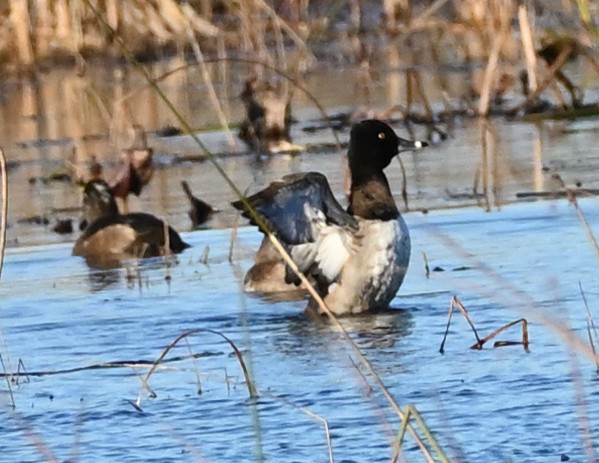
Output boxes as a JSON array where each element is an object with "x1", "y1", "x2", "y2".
[{"x1": 1, "y1": 199, "x2": 598, "y2": 462}]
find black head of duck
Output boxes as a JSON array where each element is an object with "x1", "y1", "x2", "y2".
[
  {"x1": 73, "y1": 179, "x2": 189, "y2": 268},
  {"x1": 233, "y1": 119, "x2": 427, "y2": 315},
  {"x1": 238, "y1": 77, "x2": 303, "y2": 155}
]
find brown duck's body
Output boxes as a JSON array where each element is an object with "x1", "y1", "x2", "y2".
[
  {"x1": 238, "y1": 77, "x2": 302, "y2": 154},
  {"x1": 242, "y1": 237, "x2": 308, "y2": 293},
  {"x1": 73, "y1": 180, "x2": 189, "y2": 268}
]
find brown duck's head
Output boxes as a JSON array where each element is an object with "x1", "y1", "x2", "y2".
[
  {"x1": 82, "y1": 180, "x2": 119, "y2": 224},
  {"x1": 109, "y1": 124, "x2": 154, "y2": 199}
]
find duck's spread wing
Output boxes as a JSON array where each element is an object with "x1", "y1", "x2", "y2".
[
  {"x1": 232, "y1": 172, "x2": 357, "y2": 244},
  {"x1": 232, "y1": 172, "x2": 358, "y2": 284}
]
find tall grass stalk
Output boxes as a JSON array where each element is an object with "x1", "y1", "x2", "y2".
[
  {"x1": 0, "y1": 148, "x2": 7, "y2": 280},
  {"x1": 567, "y1": 350, "x2": 597, "y2": 462},
  {"x1": 391, "y1": 404, "x2": 446, "y2": 463},
  {"x1": 7, "y1": 409, "x2": 59, "y2": 462},
  {"x1": 579, "y1": 283, "x2": 599, "y2": 373},
  {"x1": 188, "y1": 40, "x2": 236, "y2": 148},
  {"x1": 0, "y1": 148, "x2": 13, "y2": 409}
]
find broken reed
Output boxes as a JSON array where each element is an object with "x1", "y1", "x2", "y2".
[{"x1": 439, "y1": 295, "x2": 529, "y2": 353}]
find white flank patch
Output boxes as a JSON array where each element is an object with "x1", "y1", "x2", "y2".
[{"x1": 315, "y1": 228, "x2": 351, "y2": 282}]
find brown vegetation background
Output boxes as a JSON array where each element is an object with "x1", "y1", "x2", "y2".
[{"x1": 1, "y1": 1, "x2": 595, "y2": 72}]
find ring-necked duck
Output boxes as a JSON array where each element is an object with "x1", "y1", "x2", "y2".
[
  {"x1": 233, "y1": 119, "x2": 426, "y2": 315},
  {"x1": 73, "y1": 180, "x2": 189, "y2": 267}
]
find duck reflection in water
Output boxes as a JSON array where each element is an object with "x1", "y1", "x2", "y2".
[{"x1": 274, "y1": 307, "x2": 416, "y2": 352}]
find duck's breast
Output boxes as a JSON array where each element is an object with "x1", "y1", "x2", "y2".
[{"x1": 328, "y1": 216, "x2": 410, "y2": 314}]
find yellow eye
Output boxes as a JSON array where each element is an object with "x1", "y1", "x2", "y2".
[{"x1": 378, "y1": 132, "x2": 385, "y2": 139}]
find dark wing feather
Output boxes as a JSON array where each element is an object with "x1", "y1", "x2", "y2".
[{"x1": 232, "y1": 172, "x2": 357, "y2": 245}]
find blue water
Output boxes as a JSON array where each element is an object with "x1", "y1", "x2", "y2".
[{"x1": 0, "y1": 199, "x2": 598, "y2": 462}]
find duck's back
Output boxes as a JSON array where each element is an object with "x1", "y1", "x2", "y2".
[{"x1": 73, "y1": 213, "x2": 189, "y2": 264}]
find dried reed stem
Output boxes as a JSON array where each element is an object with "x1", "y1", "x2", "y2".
[
  {"x1": 0, "y1": 353, "x2": 15, "y2": 409},
  {"x1": 391, "y1": 404, "x2": 447, "y2": 463},
  {"x1": 470, "y1": 318, "x2": 529, "y2": 351},
  {"x1": 140, "y1": 328, "x2": 257, "y2": 401},
  {"x1": 6, "y1": 408, "x2": 59, "y2": 462},
  {"x1": 518, "y1": 3, "x2": 538, "y2": 93},
  {"x1": 422, "y1": 251, "x2": 430, "y2": 278},
  {"x1": 425, "y1": 225, "x2": 599, "y2": 364},
  {"x1": 440, "y1": 295, "x2": 529, "y2": 352},
  {"x1": 479, "y1": 121, "x2": 491, "y2": 211},
  {"x1": 184, "y1": 338, "x2": 202, "y2": 394},
  {"x1": 396, "y1": 156, "x2": 409, "y2": 211},
  {"x1": 567, "y1": 350, "x2": 597, "y2": 462},
  {"x1": 10, "y1": 0, "x2": 35, "y2": 67},
  {"x1": 478, "y1": 32, "x2": 505, "y2": 116},
  {"x1": 16, "y1": 358, "x2": 30, "y2": 385},
  {"x1": 439, "y1": 295, "x2": 482, "y2": 353}
]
